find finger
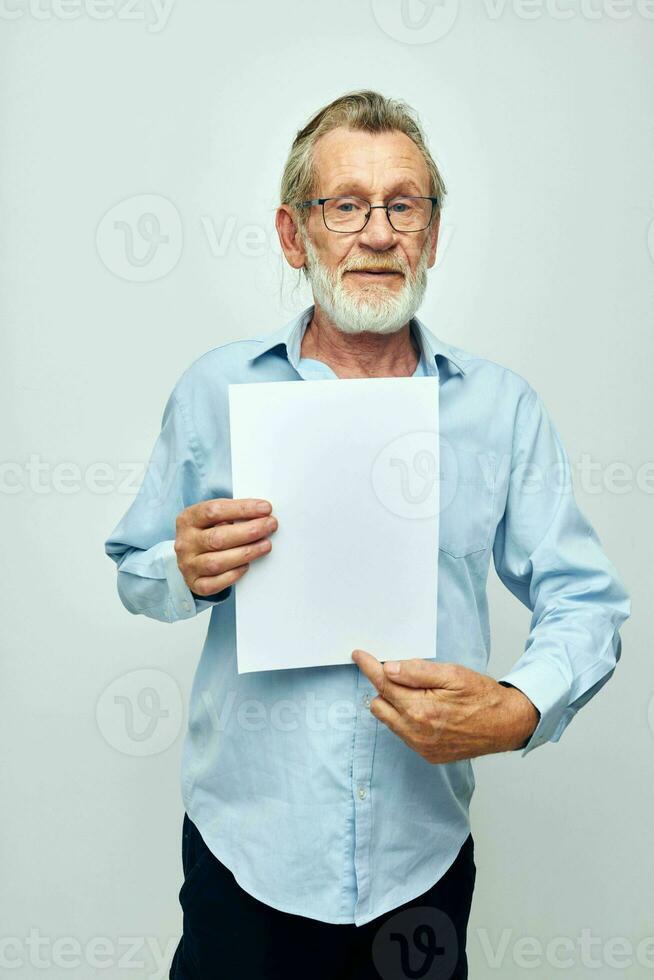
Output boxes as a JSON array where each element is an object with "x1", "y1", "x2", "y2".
[
  {"x1": 178, "y1": 518, "x2": 276, "y2": 597},
  {"x1": 370, "y1": 696, "x2": 441, "y2": 763},
  {"x1": 188, "y1": 562, "x2": 250, "y2": 597},
  {"x1": 183, "y1": 497, "x2": 273, "y2": 531},
  {"x1": 368, "y1": 694, "x2": 404, "y2": 734},
  {"x1": 192, "y1": 535, "x2": 273, "y2": 579},
  {"x1": 382, "y1": 658, "x2": 456, "y2": 690},
  {"x1": 351, "y1": 649, "x2": 386, "y2": 696},
  {"x1": 352, "y1": 649, "x2": 414, "y2": 711},
  {"x1": 199, "y1": 514, "x2": 278, "y2": 554}
]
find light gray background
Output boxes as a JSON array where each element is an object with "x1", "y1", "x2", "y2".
[{"x1": 1, "y1": 2, "x2": 652, "y2": 977}]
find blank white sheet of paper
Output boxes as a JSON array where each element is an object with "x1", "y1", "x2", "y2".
[{"x1": 228, "y1": 376, "x2": 439, "y2": 674}]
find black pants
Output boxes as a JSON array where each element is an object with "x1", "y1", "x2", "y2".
[{"x1": 170, "y1": 812, "x2": 476, "y2": 980}]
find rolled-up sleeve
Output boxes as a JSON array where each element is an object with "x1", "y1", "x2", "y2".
[
  {"x1": 104, "y1": 387, "x2": 231, "y2": 623},
  {"x1": 493, "y1": 387, "x2": 631, "y2": 756}
]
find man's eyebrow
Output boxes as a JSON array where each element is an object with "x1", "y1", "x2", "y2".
[{"x1": 328, "y1": 180, "x2": 426, "y2": 197}]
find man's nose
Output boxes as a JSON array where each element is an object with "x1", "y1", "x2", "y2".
[{"x1": 357, "y1": 206, "x2": 396, "y2": 249}]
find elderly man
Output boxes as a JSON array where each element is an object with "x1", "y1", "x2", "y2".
[{"x1": 105, "y1": 90, "x2": 630, "y2": 980}]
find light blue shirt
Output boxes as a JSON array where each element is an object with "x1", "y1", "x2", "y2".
[{"x1": 104, "y1": 304, "x2": 631, "y2": 926}]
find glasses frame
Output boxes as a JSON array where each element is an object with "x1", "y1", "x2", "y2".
[{"x1": 296, "y1": 195, "x2": 439, "y2": 234}]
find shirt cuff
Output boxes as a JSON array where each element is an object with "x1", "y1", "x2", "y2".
[{"x1": 497, "y1": 656, "x2": 571, "y2": 757}]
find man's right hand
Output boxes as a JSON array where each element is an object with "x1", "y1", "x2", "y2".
[{"x1": 174, "y1": 498, "x2": 278, "y2": 597}]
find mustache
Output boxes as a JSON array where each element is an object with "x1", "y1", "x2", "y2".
[{"x1": 341, "y1": 256, "x2": 407, "y2": 275}]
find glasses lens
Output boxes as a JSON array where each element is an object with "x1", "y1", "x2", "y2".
[
  {"x1": 323, "y1": 197, "x2": 368, "y2": 232},
  {"x1": 387, "y1": 197, "x2": 432, "y2": 231}
]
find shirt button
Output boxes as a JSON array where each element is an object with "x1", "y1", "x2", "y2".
[
  {"x1": 357, "y1": 787, "x2": 367, "y2": 801},
  {"x1": 363, "y1": 694, "x2": 371, "y2": 708},
  {"x1": 182, "y1": 600, "x2": 191, "y2": 611}
]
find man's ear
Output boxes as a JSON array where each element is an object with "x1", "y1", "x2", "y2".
[{"x1": 276, "y1": 206, "x2": 307, "y2": 271}]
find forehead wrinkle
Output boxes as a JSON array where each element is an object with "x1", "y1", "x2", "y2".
[
  {"x1": 312, "y1": 138, "x2": 431, "y2": 198},
  {"x1": 329, "y1": 177, "x2": 424, "y2": 198},
  {"x1": 321, "y1": 156, "x2": 425, "y2": 184}
]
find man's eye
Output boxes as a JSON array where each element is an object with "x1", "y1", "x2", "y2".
[
  {"x1": 390, "y1": 201, "x2": 412, "y2": 213},
  {"x1": 335, "y1": 199, "x2": 364, "y2": 213}
]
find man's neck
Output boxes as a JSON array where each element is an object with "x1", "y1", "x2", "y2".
[{"x1": 300, "y1": 305, "x2": 421, "y2": 379}]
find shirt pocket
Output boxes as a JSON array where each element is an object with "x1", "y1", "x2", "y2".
[{"x1": 438, "y1": 443, "x2": 497, "y2": 558}]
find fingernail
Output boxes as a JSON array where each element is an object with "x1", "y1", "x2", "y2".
[
  {"x1": 351, "y1": 650, "x2": 360, "y2": 661},
  {"x1": 256, "y1": 501, "x2": 271, "y2": 513},
  {"x1": 385, "y1": 661, "x2": 400, "y2": 674}
]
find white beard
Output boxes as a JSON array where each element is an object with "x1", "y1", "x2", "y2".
[{"x1": 299, "y1": 231, "x2": 432, "y2": 336}]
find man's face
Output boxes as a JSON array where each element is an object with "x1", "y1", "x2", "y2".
[{"x1": 296, "y1": 126, "x2": 440, "y2": 335}]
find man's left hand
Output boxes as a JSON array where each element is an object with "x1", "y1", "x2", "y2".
[{"x1": 351, "y1": 650, "x2": 540, "y2": 763}]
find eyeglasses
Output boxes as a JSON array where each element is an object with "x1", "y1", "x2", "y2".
[{"x1": 296, "y1": 195, "x2": 438, "y2": 233}]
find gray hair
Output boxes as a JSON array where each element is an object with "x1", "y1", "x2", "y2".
[{"x1": 280, "y1": 90, "x2": 447, "y2": 230}]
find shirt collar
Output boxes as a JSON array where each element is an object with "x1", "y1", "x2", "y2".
[{"x1": 247, "y1": 305, "x2": 468, "y2": 377}]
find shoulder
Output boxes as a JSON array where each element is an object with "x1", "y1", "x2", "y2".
[
  {"x1": 171, "y1": 334, "x2": 270, "y2": 400},
  {"x1": 446, "y1": 341, "x2": 537, "y2": 406}
]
